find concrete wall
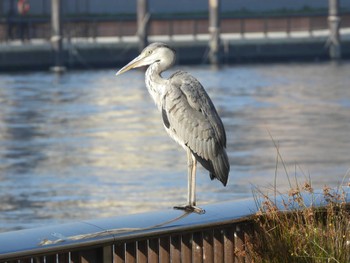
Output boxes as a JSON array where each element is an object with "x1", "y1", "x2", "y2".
[{"x1": 1, "y1": 0, "x2": 350, "y2": 16}]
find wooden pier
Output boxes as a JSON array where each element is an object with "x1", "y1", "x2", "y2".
[{"x1": 0, "y1": 13, "x2": 350, "y2": 71}]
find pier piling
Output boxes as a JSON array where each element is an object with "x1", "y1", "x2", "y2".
[
  {"x1": 208, "y1": 0, "x2": 221, "y2": 66},
  {"x1": 328, "y1": 0, "x2": 341, "y2": 60},
  {"x1": 137, "y1": 0, "x2": 149, "y2": 52},
  {"x1": 50, "y1": 0, "x2": 65, "y2": 72}
]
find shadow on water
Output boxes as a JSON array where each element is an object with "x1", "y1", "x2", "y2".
[{"x1": 0, "y1": 61, "x2": 350, "y2": 232}]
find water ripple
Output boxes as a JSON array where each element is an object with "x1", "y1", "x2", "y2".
[{"x1": 0, "y1": 62, "x2": 349, "y2": 232}]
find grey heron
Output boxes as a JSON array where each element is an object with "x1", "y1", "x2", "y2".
[{"x1": 116, "y1": 42, "x2": 229, "y2": 213}]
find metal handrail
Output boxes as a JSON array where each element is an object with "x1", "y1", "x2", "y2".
[
  {"x1": 1, "y1": 189, "x2": 349, "y2": 262},
  {"x1": 0, "y1": 198, "x2": 255, "y2": 261},
  {"x1": 1, "y1": 11, "x2": 350, "y2": 20}
]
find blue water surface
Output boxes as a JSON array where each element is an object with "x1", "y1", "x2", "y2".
[{"x1": 0, "y1": 61, "x2": 349, "y2": 232}]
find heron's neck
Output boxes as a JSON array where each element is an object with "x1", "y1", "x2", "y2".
[{"x1": 145, "y1": 63, "x2": 168, "y2": 110}]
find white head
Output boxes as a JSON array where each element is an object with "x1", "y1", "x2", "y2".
[{"x1": 116, "y1": 42, "x2": 176, "y2": 76}]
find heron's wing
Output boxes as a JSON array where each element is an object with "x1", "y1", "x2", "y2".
[
  {"x1": 168, "y1": 71, "x2": 226, "y2": 146},
  {"x1": 163, "y1": 71, "x2": 229, "y2": 185}
]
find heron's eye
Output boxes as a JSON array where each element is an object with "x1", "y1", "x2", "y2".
[{"x1": 148, "y1": 50, "x2": 152, "y2": 55}]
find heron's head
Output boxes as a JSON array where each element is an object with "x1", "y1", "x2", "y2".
[{"x1": 116, "y1": 42, "x2": 176, "y2": 75}]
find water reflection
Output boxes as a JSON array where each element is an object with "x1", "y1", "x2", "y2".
[{"x1": 0, "y1": 62, "x2": 349, "y2": 232}]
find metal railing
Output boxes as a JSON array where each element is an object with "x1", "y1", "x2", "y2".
[
  {"x1": 1, "y1": 189, "x2": 350, "y2": 263},
  {"x1": 0, "y1": 13, "x2": 349, "y2": 42},
  {"x1": 0, "y1": 199, "x2": 256, "y2": 263}
]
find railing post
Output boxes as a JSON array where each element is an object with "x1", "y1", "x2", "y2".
[
  {"x1": 137, "y1": 0, "x2": 149, "y2": 52},
  {"x1": 208, "y1": 0, "x2": 221, "y2": 66},
  {"x1": 193, "y1": 19, "x2": 198, "y2": 39},
  {"x1": 308, "y1": 16, "x2": 313, "y2": 36},
  {"x1": 169, "y1": 20, "x2": 174, "y2": 40},
  {"x1": 263, "y1": 17, "x2": 268, "y2": 37},
  {"x1": 286, "y1": 17, "x2": 291, "y2": 37},
  {"x1": 240, "y1": 18, "x2": 245, "y2": 38},
  {"x1": 51, "y1": 0, "x2": 65, "y2": 72},
  {"x1": 328, "y1": 0, "x2": 341, "y2": 60}
]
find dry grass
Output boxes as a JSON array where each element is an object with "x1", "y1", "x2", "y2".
[
  {"x1": 246, "y1": 134, "x2": 350, "y2": 262},
  {"x1": 247, "y1": 182, "x2": 350, "y2": 263}
]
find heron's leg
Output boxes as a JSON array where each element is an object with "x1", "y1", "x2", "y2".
[
  {"x1": 173, "y1": 149, "x2": 205, "y2": 214},
  {"x1": 188, "y1": 149, "x2": 196, "y2": 206}
]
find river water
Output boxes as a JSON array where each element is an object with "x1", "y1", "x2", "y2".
[{"x1": 0, "y1": 61, "x2": 349, "y2": 232}]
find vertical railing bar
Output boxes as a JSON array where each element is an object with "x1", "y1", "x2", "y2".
[
  {"x1": 114, "y1": 243, "x2": 126, "y2": 263},
  {"x1": 125, "y1": 242, "x2": 136, "y2": 263},
  {"x1": 136, "y1": 240, "x2": 147, "y2": 263},
  {"x1": 159, "y1": 236, "x2": 170, "y2": 263},
  {"x1": 243, "y1": 223, "x2": 253, "y2": 263},
  {"x1": 194, "y1": 19, "x2": 198, "y2": 39},
  {"x1": 79, "y1": 248, "x2": 101, "y2": 263},
  {"x1": 148, "y1": 238, "x2": 159, "y2": 263},
  {"x1": 240, "y1": 18, "x2": 245, "y2": 38},
  {"x1": 181, "y1": 233, "x2": 192, "y2": 263},
  {"x1": 112, "y1": 244, "x2": 115, "y2": 263},
  {"x1": 58, "y1": 252, "x2": 70, "y2": 263},
  {"x1": 169, "y1": 20, "x2": 174, "y2": 40},
  {"x1": 309, "y1": 16, "x2": 312, "y2": 36},
  {"x1": 41, "y1": 254, "x2": 50, "y2": 263},
  {"x1": 102, "y1": 245, "x2": 114, "y2": 263},
  {"x1": 213, "y1": 228, "x2": 224, "y2": 263},
  {"x1": 192, "y1": 232, "x2": 203, "y2": 263},
  {"x1": 170, "y1": 235, "x2": 181, "y2": 263},
  {"x1": 223, "y1": 227, "x2": 234, "y2": 263},
  {"x1": 286, "y1": 16, "x2": 291, "y2": 37},
  {"x1": 203, "y1": 230, "x2": 214, "y2": 263},
  {"x1": 264, "y1": 17, "x2": 268, "y2": 37},
  {"x1": 234, "y1": 224, "x2": 245, "y2": 263}
]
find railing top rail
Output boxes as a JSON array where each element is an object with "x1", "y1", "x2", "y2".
[
  {"x1": 0, "y1": 11, "x2": 349, "y2": 23},
  {"x1": 0, "y1": 198, "x2": 256, "y2": 260},
  {"x1": 0, "y1": 189, "x2": 349, "y2": 261}
]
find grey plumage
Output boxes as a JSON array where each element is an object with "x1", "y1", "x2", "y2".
[
  {"x1": 162, "y1": 71, "x2": 229, "y2": 186},
  {"x1": 116, "y1": 42, "x2": 230, "y2": 211}
]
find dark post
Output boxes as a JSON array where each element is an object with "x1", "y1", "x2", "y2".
[
  {"x1": 137, "y1": 0, "x2": 149, "y2": 52},
  {"x1": 208, "y1": 0, "x2": 221, "y2": 66},
  {"x1": 51, "y1": 0, "x2": 65, "y2": 72},
  {"x1": 328, "y1": 0, "x2": 341, "y2": 60}
]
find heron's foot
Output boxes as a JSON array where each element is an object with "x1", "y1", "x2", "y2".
[{"x1": 173, "y1": 204, "x2": 205, "y2": 214}]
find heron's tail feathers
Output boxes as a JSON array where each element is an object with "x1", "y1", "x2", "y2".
[
  {"x1": 191, "y1": 149, "x2": 230, "y2": 186},
  {"x1": 210, "y1": 149, "x2": 230, "y2": 186}
]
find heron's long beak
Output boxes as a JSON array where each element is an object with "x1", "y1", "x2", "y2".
[{"x1": 116, "y1": 54, "x2": 146, "y2": 76}]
